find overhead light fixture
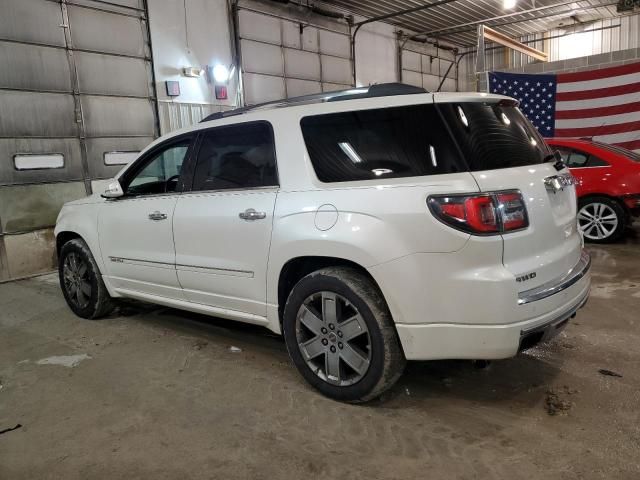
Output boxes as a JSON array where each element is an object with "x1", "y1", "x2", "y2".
[{"x1": 504, "y1": 0, "x2": 517, "y2": 9}]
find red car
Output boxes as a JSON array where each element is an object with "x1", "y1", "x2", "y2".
[{"x1": 546, "y1": 138, "x2": 640, "y2": 243}]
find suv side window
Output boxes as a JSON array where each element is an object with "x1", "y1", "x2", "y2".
[
  {"x1": 300, "y1": 104, "x2": 466, "y2": 182},
  {"x1": 191, "y1": 122, "x2": 278, "y2": 192},
  {"x1": 123, "y1": 139, "x2": 192, "y2": 196}
]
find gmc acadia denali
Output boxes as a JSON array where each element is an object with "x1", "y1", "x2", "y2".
[{"x1": 55, "y1": 84, "x2": 591, "y2": 402}]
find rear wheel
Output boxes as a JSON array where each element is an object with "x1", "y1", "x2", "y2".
[
  {"x1": 577, "y1": 197, "x2": 626, "y2": 243},
  {"x1": 59, "y1": 238, "x2": 115, "y2": 319},
  {"x1": 283, "y1": 267, "x2": 405, "y2": 403}
]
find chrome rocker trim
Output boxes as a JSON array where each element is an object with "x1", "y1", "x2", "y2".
[{"x1": 518, "y1": 250, "x2": 591, "y2": 305}]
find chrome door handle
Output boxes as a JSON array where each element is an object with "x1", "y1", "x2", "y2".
[
  {"x1": 239, "y1": 208, "x2": 266, "y2": 221},
  {"x1": 148, "y1": 211, "x2": 167, "y2": 221}
]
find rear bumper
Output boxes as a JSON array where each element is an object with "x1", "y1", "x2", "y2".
[
  {"x1": 396, "y1": 278, "x2": 589, "y2": 360},
  {"x1": 378, "y1": 249, "x2": 592, "y2": 361}
]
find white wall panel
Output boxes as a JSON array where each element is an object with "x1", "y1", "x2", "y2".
[
  {"x1": 238, "y1": 9, "x2": 281, "y2": 44},
  {"x1": 321, "y1": 55, "x2": 351, "y2": 84},
  {"x1": 286, "y1": 78, "x2": 322, "y2": 97},
  {"x1": 242, "y1": 40, "x2": 284, "y2": 76},
  {"x1": 402, "y1": 70, "x2": 422, "y2": 88},
  {"x1": 302, "y1": 27, "x2": 320, "y2": 53},
  {"x1": 402, "y1": 50, "x2": 421, "y2": 72},
  {"x1": 237, "y1": 4, "x2": 352, "y2": 104},
  {"x1": 319, "y1": 30, "x2": 350, "y2": 57},
  {"x1": 284, "y1": 49, "x2": 321, "y2": 80},
  {"x1": 282, "y1": 20, "x2": 301, "y2": 49},
  {"x1": 243, "y1": 73, "x2": 285, "y2": 104}
]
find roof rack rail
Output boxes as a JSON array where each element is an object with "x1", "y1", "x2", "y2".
[{"x1": 201, "y1": 83, "x2": 428, "y2": 123}]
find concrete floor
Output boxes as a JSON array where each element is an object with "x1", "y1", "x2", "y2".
[{"x1": 1, "y1": 233, "x2": 639, "y2": 479}]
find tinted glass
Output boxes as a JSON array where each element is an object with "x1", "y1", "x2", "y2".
[
  {"x1": 566, "y1": 150, "x2": 588, "y2": 167},
  {"x1": 192, "y1": 122, "x2": 277, "y2": 191},
  {"x1": 125, "y1": 142, "x2": 190, "y2": 196},
  {"x1": 437, "y1": 103, "x2": 550, "y2": 171},
  {"x1": 300, "y1": 105, "x2": 466, "y2": 183},
  {"x1": 587, "y1": 155, "x2": 609, "y2": 167}
]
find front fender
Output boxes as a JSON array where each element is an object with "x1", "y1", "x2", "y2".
[{"x1": 55, "y1": 203, "x2": 106, "y2": 275}]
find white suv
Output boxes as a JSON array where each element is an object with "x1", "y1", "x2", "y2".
[{"x1": 55, "y1": 83, "x2": 591, "y2": 402}]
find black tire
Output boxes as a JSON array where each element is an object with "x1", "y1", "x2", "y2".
[
  {"x1": 283, "y1": 267, "x2": 405, "y2": 403},
  {"x1": 578, "y1": 196, "x2": 626, "y2": 243},
  {"x1": 58, "y1": 238, "x2": 115, "y2": 319}
]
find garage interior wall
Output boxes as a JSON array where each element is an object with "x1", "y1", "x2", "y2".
[
  {"x1": 460, "y1": 12, "x2": 640, "y2": 91},
  {"x1": 400, "y1": 40, "x2": 457, "y2": 92},
  {"x1": 0, "y1": 0, "x2": 158, "y2": 282},
  {"x1": 236, "y1": 0, "x2": 353, "y2": 105},
  {"x1": 147, "y1": 0, "x2": 237, "y2": 134},
  {"x1": 149, "y1": 0, "x2": 410, "y2": 131}
]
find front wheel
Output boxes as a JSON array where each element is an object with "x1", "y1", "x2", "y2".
[
  {"x1": 283, "y1": 267, "x2": 405, "y2": 403},
  {"x1": 59, "y1": 238, "x2": 115, "y2": 319},
  {"x1": 577, "y1": 197, "x2": 626, "y2": 243}
]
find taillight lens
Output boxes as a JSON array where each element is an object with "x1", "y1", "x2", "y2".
[{"x1": 428, "y1": 191, "x2": 528, "y2": 235}]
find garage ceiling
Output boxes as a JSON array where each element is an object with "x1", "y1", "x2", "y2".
[{"x1": 321, "y1": 0, "x2": 623, "y2": 46}]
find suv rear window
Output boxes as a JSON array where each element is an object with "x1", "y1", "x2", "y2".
[
  {"x1": 300, "y1": 105, "x2": 466, "y2": 183},
  {"x1": 437, "y1": 102, "x2": 550, "y2": 171}
]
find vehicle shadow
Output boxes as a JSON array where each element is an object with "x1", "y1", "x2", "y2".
[{"x1": 110, "y1": 299, "x2": 563, "y2": 410}]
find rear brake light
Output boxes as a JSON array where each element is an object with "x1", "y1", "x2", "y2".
[{"x1": 428, "y1": 190, "x2": 529, "y2": 235}]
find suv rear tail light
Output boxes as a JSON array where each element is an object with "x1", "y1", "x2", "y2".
[{"x1": 428, "y1": 190, "x2": 528, "y2": 235}]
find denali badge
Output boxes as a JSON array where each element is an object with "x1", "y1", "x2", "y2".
[
  {"x1": 516, "y1": 272, "x2": 537, "y2": 283},
  {"x1": 544, "y1": 173, "x2": 576, "y2": 194}
]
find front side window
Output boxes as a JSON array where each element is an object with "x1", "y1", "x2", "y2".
[
  {"x1": 191, "y1": 122, "x2": 277, "y2": 191},
  {"x1": 124, "y1": 140, "x2": 191, "y2": 196},
  {"x1": 300, "y1": 105, "x2": 466, "y2": 183}
]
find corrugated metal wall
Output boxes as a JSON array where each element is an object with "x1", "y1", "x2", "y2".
[
  {"x1": 460, "y1": 12, "x2": 640, "y2": 90},
  {"x1": 0, "y1": 0, "x2": 158, "y2": 281}
]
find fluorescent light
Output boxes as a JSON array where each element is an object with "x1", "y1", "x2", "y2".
[
  {"x1": 458, "y1": 106, "x2": 469, "y2": 127},
  {"x1": 429, "y1": 145, "x2": 437, "y2": 167},
  {"x1": 338, "y1": 142, "x2": 363, "y2": 164},
  {"x1": 503, "y1": 0, "x2": 517, "y2": 9}
]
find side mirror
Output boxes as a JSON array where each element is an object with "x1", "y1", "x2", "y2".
[{"x1": 101, "y1": 180, "x2": 124, "y2": 199}]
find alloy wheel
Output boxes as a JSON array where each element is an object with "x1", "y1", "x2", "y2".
[
  {"x1": 577, "y1": 202, "x2": 619, "y2": 241},
  {"x1": 63, "y1": 252, "x2": 91, "y2": 309},
  {"x1": 295, "y1": 291, "x2": 371, "y2": 386}
]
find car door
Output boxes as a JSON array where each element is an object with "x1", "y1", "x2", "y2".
[
  {"x1": 173, "y1": 121, "x2": 278, "y2": 317},
  {"x1": 563, "y1": 147, "x2": 610, "y2": 197},
  {"x1": 98, "y1": 135, "x2": 195, "y2": 299}
]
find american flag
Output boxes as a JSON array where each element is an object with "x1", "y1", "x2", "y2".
[{"x1": 488, "y1": 61, "x2": 640, "y2": 153}]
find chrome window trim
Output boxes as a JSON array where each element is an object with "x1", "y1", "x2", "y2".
[{"x1": 518, "y1": 251, "x2": 591, "y2": 305}]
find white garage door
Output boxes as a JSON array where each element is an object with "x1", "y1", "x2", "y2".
[
  {"x1": 236, "y1": 3, "x2": 353, "y2": 105},
  {"x1": 400, "y1": 42, "x2": 457, "y2": 93},
  {"x1": 0, "y1": 0, "x2": 157, "y2": 281}
]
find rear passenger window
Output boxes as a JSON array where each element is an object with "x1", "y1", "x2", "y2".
[
  {"x1": 191, "y1": 122, "x2": 277, "y2": 191},
  {"x1": 587, "y1": 155, "x2": 609, "y2": 167},
  {"x1": 300, "y1": 105, "x2": 466, "y2": 182}
]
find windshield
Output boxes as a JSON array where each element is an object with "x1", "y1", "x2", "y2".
[{"x1": 437, "y1": 102, "x2": 551, "y2": 171}]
